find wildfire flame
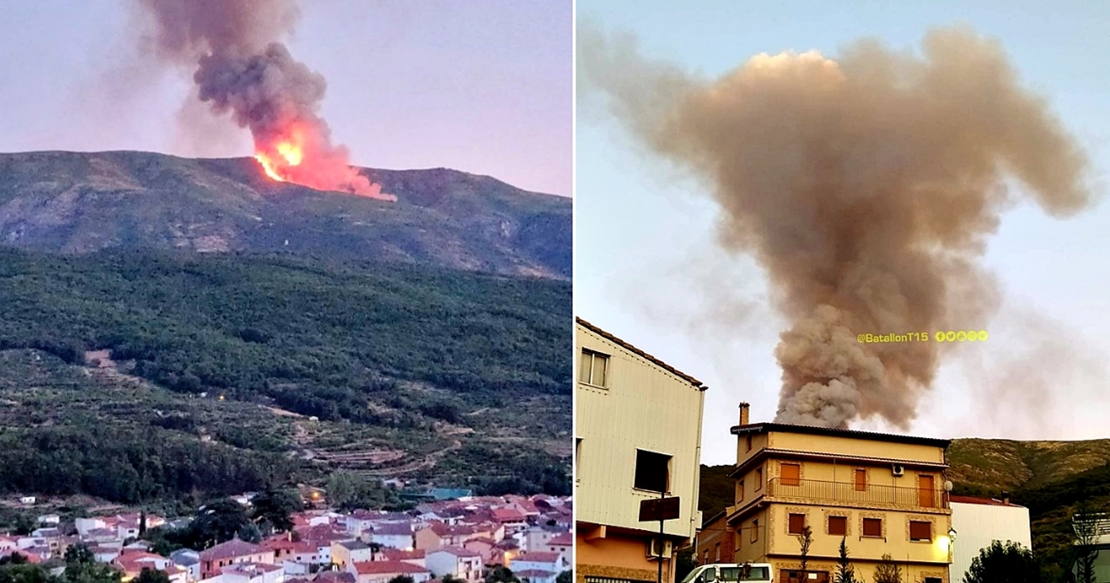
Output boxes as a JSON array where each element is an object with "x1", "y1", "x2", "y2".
[
  {"x1": 250, "y1": 123, "x2": 395, "y2": 200},
  {"x1": 254, "y1": 129, "x2": 305, "y2": 183}
]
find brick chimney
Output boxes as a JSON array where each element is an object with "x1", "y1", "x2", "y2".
[
  {"x1": 738, "y1": 402, "x2": 750, "y2": 426},
  {"x1": 1001, "y1": 491, "x2": 1011, "y2": 505}
]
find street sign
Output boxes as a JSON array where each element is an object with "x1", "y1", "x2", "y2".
[{"x1": 639, "y1": 496, "x2": 681, "y2": 522}]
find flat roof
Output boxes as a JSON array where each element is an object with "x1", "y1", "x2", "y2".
[
  {"x1": 731, "y1": 422, "x2": 951, "y2": 448},
  {"x1": 576, "y1": 317, "x2": 706, "y2": 389}
]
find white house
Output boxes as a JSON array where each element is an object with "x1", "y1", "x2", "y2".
[
  {"x1": 219, "y1": 563, "x2": 283, "y2": 583},
  {"x1": 349, "y1": 560, "x2": 432, "y2": 583},
  {"x1": 368, "y1": 523, "x2": 414, "y2": 550},
  {"x1": 171, "y1": 549, "x2": 202, "y2": 581},
  {"x1": 515, "y1": 570, "x2": 558, "y2": 583},
  {"x1": 426, "y1": 547, "x2": 483, "y2": 582},
  {"x1": 36, "y1": 515, "x2": 60, "y2": 526},
  {"x1": 510, "y1": 551, "x2": 568, "y2": 575},
  {"x1": 950, "y1": 495, "x2": 1033, "y2": 582}
]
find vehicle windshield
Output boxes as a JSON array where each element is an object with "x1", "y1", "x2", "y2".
[
  {"x1": 718, "y1": 566, "x2": 770, "y2": 581},
  {"x1": 682, "y1": 565, "x2": 771, "y2": 583}
]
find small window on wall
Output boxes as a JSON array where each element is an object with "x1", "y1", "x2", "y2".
[
  {"x1": 910, "y1": 521, "x2": 932, "y2": 542},
  {"x1": 737, "y1": 480, "x2": 745, "y2": 502},
  {"x1": 788, "y1": 513, "x2": 806, "y2": 535},
  {"x1": 579, "y1": 349, "x2": 609, "y2": 387},
  {"x1": 746, "y1": 435, "x2": 753, "y2": 452},
  {"x1": 751, "y1": 519, "x2": 759, "y2": 543},
  {"x1": 781, "y1": 463, "x2": 801, "y2": 486},
  {"x1": 855, "y1": 469, "x2": 867, "y2": 491},
  {"x1": 756, "y1": 468, "x2": 763, "y2": 490},
  {"x1": 862, "y1": 518, "x2": 883, "y2": 538},
  {"x1": 828, "y1": 516, "x2": 847, "y2": 536},
  {"x1": 634, "y1": 449, "x2": 671, "y2": 493}
]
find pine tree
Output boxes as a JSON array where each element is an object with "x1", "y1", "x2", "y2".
[
  {"x1": 835, "y1": 538, "x2": 859, "y2": 583},
  {"x1": 873, "y1": 554, "x2": 902, "y2": 583}
]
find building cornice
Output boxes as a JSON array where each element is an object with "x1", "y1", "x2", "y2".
[{"x1": 728, "y1": 448, "x2": 949, "y2": 478}]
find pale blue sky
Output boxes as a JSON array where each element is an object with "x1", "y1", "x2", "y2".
[
  {"x1": 576, "y1": 0, "x2": 1110, "y2": 464},
  {"x1": 0, "y1": 1, "x2": 571, "y2": 196}
]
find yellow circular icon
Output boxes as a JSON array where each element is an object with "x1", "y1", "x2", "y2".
[
  {"x1": 945, "y1": 331, "x2": 956, "y2": 342},
  {"x1": 965, "y1": 330, "x2": 977, "y2": 342},
  {"x1": 977, "y1": 330, "x2": 988, "y2": 341},
  {"x1": 956, "y1": 331, "x2": 967, "y2": 342},
  {"x1": 934, "y1": 331, "x2": 946, "y2": 342}
]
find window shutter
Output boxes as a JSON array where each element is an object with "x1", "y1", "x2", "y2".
[{"x1": 781, "y1": 464, "x2": 801, "y2": 486}]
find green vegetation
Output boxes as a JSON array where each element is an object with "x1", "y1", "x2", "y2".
[
  {"x1": 961, "y1": 541, "x2": 1043, "y2": 583},
  {"x1": 0, "y1": 248, "x2": 570, "y2": 503},
  {"x1": 325, "y1": 472, "x2": 402, "y2": 512},
  {"x1": 872, "y1": 554, "x2": 902, "y2": 583},
  {"x1": 835, "y1": 538, "x2": 860, "y2": 583},
  {"x1": 695, "y1": 465, "x2": 735, "y2": 521},
  {"x1": 0, "y1": 542, "x2": 121, "y2": 583}
]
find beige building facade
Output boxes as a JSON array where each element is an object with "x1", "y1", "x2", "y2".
[
  {"x1": 575, "y1": 318, "x2": 707, "y2": 583},
  {"x1": 722, "y1": 405, "x2": 953, "y2": 583}
]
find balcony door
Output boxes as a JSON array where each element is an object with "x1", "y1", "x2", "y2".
[{"x1": 918, "y1": 475, "x2": 935, "y2": 507}]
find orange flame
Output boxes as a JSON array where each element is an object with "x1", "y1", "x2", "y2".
[{"x1": 254, "y1": 128, "x2": 305, "y2": 183}]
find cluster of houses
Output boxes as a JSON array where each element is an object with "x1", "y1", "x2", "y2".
[{"x1": 0, "y1": 494, "x2": 573, "y2": 583}]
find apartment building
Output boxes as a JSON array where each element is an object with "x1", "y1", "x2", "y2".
[
  {"x1": 718, "y1": 404, "x2": 952, "y2": 583},
  {"x1": 575, "y1": 318, "x2": 708, "y2": 583}
]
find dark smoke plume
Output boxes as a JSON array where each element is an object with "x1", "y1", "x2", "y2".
[
  {"x1": 580, "y1": 23, "x2": 1099, "y2": 429},
  {"x1": 135, "y1": 0, "x2": 393, "y2": 200}
]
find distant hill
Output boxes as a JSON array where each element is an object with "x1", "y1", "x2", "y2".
[
  {"x1": 0, "y1": 151, "x2": 570, "y2": 279},
  {"x1": 696, "y1": 438, "x2": 1110, "y2": 577}
]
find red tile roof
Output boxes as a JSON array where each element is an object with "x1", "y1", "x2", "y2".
[
  {"x1": 381, "y1": 549, "x2": 425, "y2": 561},
  {"x1": 491, "y1": 509, "x2": 525, "y2": 522},
  {"x1": 431, "y1": 546, "x2": 482, "y2": 558},
  {"x1": 199, "y1": 538, "x2": 266, "y2": 561},
  {"x1": 547, "y1": 533, "x2": 572, "y2": 546}
]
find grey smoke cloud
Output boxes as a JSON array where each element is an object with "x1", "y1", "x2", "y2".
[
  {"x1": 135, "y1": 0, "x2": 393, "y2": 199},
  {"x1": 580, "y1": 22, "x2": 1099, "y2": 429}
]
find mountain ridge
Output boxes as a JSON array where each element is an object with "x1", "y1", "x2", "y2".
[{"x1": 0, "y1": 150, "x2": 571, "y2": 279}]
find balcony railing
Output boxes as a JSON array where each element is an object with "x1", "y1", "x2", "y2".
[{"x1": 764, "y1": 478, "x2": 949, "y2": 509}]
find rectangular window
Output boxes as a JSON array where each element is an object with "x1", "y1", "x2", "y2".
[
  {"x1": 756, "y1": 468, "x2": 763, "y2": 490},
  {"x1": 703, "y1": 550, "x2": 709, "y2": 565},
  {"x1": 855, "y1": 469, "x2": 866, "y2": 491},
  {"x1": 910, "y1": 521, "x2": 932, "y2": 542},
  {"x1": 781, "y1": 463, "x2": 801, "y2": 486},
  {"x1": 751, "y1": 519, "x2": 759, "y2": 543},
  {"x1": 746, "y1": 435, "x2": 753, "y2": 452},
  {"x1": 634, "y1": 449, "x2": 671, "y2": 493},
  {"x1": 579, "y1": 349, "x2": 609, "y2": 387},
  {"x1": 788, "y1": 514, "x2": 805, "y2": 535},
  {"x1": 828, "y1": 516, "x2": 847, "y2": 536},
  {"x1": 862, "y1": 518, "x2": 882, "y2": 538},
  {"x1": 714, "y1": 543, "x2": 720, "y2": 562},
  {"x1": 737, "y1": 480, "x2": 745, "y2": 502}
]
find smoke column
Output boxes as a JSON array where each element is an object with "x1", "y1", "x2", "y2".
[
  {"x1": 135, "y1": 0, "x2": 394, "y2": 200},
  {"x1": 580, "y1": 23, "x2": 1098, "y2": 429}
]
